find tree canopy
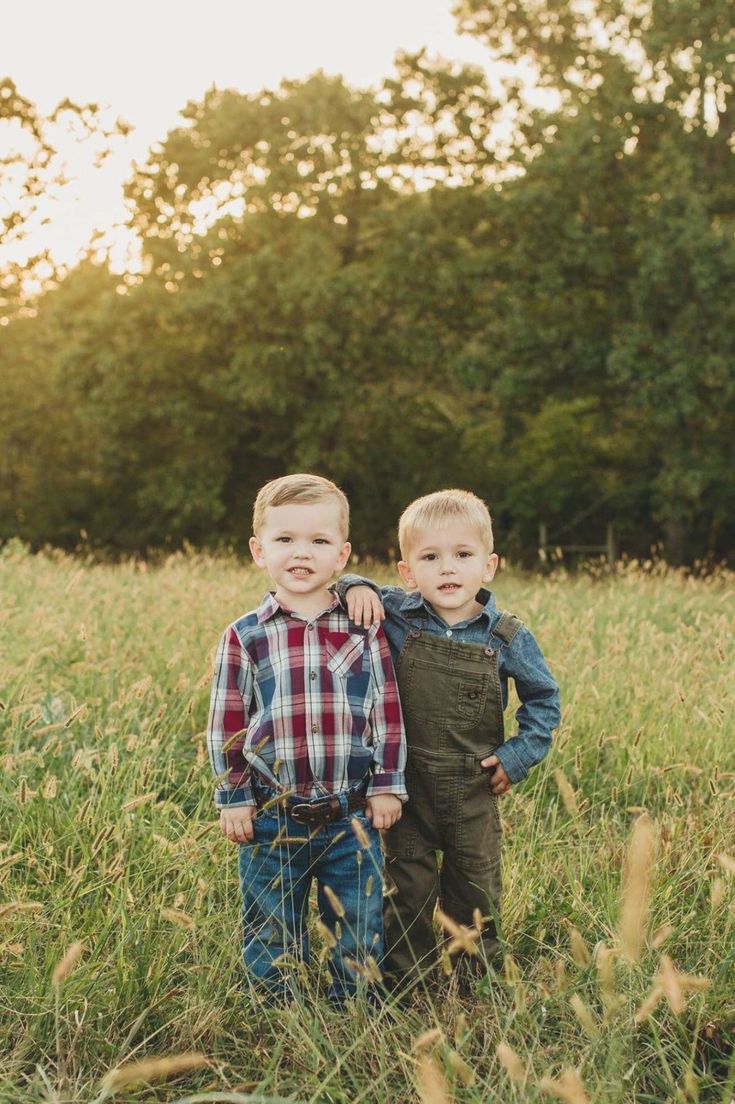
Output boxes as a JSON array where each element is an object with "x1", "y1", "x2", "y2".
[{"x1": 1, "y1": 1, "x2": 733, "y2": 563}]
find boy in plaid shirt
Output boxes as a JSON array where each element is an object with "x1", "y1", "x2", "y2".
[{"x1": 207, "y1": 474, "x2": 406, "y2": 1003}]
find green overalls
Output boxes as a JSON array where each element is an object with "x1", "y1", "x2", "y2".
[{"x1": 383, "y1": 610, "x2": 522, "y2": 982}]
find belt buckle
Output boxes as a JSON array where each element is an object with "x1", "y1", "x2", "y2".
[{"x1": 290, "y1": 801, "x2": 328, "y2": 826}]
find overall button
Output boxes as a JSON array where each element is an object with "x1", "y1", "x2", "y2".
[{"x1": 446, "y1": 629, "x2": 452, "y2": 637}]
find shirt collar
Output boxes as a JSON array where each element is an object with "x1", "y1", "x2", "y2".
[{"x1": 256, "y1": 591, "x2": 342, "y2": 624}]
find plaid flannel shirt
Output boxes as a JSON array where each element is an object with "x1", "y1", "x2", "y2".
[{"x1": 207, "y1": 592, "x2": 407, "y2": 807}]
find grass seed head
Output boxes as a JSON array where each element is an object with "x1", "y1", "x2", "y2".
[
  {"x1": 52, "y1": 941, "x2": 84, "y2": 985},
  {"x1": 350, "y1": 816, "x2": 371, "y2": 849},
  {"x1": 618, "y1": 813, "x2": 657, "y2": 962},
  {"x1": 495, "y1": 1042, "x2": 526, "y2": 1083},
  {"x1": 416, "y1": 1054, "x2": 451, "y2": 1104},
  {"x1": 538, "y1": 1068, "x2": 590, "y2": 1104},
  {"x1": 554, "y1": 769, "x2": 579, "y2": 817},
  {"x1": 413, "y1": 1029, "x2": 445, "y2": 1053},
  {"x1": 447, "y1": 1050, "x2": 475, "y2": 1087},
  {"x1": 569, "y1": 994, "x2": 600, "y2": 1039},
  {"x1": 568, "y1": 925, "x2": 591, "y2": 967},
  {"x1": 323, "y1": 885, "x2": 345, "y2": 918},
  {"x1": 161, "y1": 908, "x2": 194, "y2": 930},
  {"x1": 100, "y1": 1052, "x2": 209, "y2": 1092}
]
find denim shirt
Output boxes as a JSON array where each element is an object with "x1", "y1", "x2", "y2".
[{"x1": 335, "y1": 576, "x2": 560, "y2": 784}]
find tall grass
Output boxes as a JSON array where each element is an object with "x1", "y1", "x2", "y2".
[{"x1": 1, "y1": 544, "x2": 733, "y2": 1103}]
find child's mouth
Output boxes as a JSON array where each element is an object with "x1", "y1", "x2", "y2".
[
  {"x1": 438, "y1": 584, "x2": 460, "y2": 592},
  {"x1": 289, "y1": 567, "x2": 313, "y2": 577}
]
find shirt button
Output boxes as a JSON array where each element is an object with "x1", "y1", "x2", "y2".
[
  {"x1": 311, "y1": 671, "x2": 317, "y2": 680},
  {"x1": 446, "y1": 629, "x2": 452, "y2": 637},
  {"x1": 307, "y1": 623, "x2": 314, "y2": 630},
  {"x1": 311, "y1": 724, "x2": 318, "y2": 733}
]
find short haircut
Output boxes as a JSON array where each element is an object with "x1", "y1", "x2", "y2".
[
  {"x1": 398, "y1": 489, "x2": 494, "y2": 558},
  {"x1": 252, "y1": 473, "x2": 350, "y2": 538}
]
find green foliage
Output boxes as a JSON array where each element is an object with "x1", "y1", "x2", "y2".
[{"x1": 1, "y1": 2, "x2": 734, "y2": 561}]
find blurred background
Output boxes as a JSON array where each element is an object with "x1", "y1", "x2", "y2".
[{"x1": 1, "y1": 0, "x2": 733, "y2": 565}]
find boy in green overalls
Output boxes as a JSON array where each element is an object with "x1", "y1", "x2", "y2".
[{"x1": 335, "y1": 489, "x2": 560, "y2": 991}]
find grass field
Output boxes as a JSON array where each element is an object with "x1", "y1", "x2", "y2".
[{"x1": 1, "y1": 544, "x2": 733, "y2": 1104}]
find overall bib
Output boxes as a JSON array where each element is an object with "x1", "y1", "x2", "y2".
[{"x1": 383, "y1": 611, "x2": 522, "y2": 981}]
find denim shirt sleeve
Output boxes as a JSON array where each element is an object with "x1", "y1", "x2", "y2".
[
  {"x1": 494, "y1": 626, "x2": 561, "y2": 784},
  {"x1": 334, "y1": 574, "x2": 406, "y2": 613}
]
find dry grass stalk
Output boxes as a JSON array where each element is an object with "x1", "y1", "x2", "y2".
[
  {"x1": 717, "y1": 852, "x2": 735, "y2": 874},
  {"x1": 634, "y1": 986, "x2": 664, "y2": 1024},
  {"x1": 495, "y1": 1042, "x2": 526, "y2": 1083},
  {"x1": 554, "y1": 769, "x2": 579, "y2": 817},
  {"x1": 322, "y1": 885, "x2": 345, "y2": 918},
  {"x1": 413, "y1": 1029, "x2": 444, "y2": 1053},
  {"x1": 618, "y1": 814, "x2": 657, "y2": 962},
  {"x1": 343, "y1": 955, "x2": 383, "y2": 984},
  {"x1": 0, "y1": 901, "x2": 43, "y2": 920},
  {"x1": 651, "y1": 922, "x2": 674, "y2": 949},
  {"x1": 538, "y1": 1068, "x2": 590, "y2": 1104},
  {"x1": 52, "y1": 941, "x2": 84, "y2": 985},
  {"x1": 100, "y1": 1052, "x2": 209, "y2": 1092},
  {"x1": 594, "y1": 943, "x2": 618, "y2": 1011},
  {"x1": 416, "y1": 1054, "x2": 452, "y2": 1104},
  {"x1": 568, "y1": 926, "x2": 591, "y2": 967},
  {"x1": 122, "y1": 792, "x2": 157, "y2": 811},
  {"x1": 350, "y1": 816, "x2": 371, "y2": 849},
  {"x1": 436, "y1": 909, "x2": 479, "y2": 955},
  {"x1": 447, "y1": 1050, "x2": 475, "y2": 1087},
  {"x1": 161, "y1": 908, "x2": 194, "y2": 930},
  {"x1": 569, "y1": 994, "x2": 600, "y2": 1039},
  {"x1": 315, "y1": 920, "x2": 337, "y2": 949},
  {"x1": 657, "y1": 955, "x2": 710, "y2": 1014}
]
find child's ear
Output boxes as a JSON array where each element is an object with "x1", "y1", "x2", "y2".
[
  {"x1": 397, "y1": 560, "x2": 416, "y2": 588},
  {"x1": 483, "y1": 552, "x2": 499, "y2": 583},
  {"x1": 249, "y1": 535, "x2": 266, "y2": 567},
  {"x1": 336, "y1": 541, "x2": 352, "y2": 571}
]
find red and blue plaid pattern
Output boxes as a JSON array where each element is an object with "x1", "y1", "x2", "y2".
[{"x1": 207, "y1": 592, "x2": 407, "y2": 807}]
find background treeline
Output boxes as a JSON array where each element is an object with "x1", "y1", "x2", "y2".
[{"x1": 1, "y1": 0, "x2": 734, "y2": 563}]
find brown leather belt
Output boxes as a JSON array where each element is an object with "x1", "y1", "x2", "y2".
[{"x1": 288, "y1": 790, "x2": 367, "y2": 827}]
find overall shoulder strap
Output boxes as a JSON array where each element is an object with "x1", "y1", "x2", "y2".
[{"x1": 490, "y1": 610, "x2": 524, "y2": 647}]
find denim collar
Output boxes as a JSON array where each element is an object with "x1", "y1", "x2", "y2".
[{"x1": 399, "y1": 586, "x2": 497, "y2": 623}]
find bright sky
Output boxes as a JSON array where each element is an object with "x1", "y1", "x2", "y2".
[{"x1": 2, "y1": 0, "x2": 498, "y2": 271}]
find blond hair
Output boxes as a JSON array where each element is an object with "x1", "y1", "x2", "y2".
[
  {"x1": 398, "y1": 489, "x2": 494, "y2": 558},
  {"x1": 252, "y1": 474, "x2": 349, "y2": 538}
]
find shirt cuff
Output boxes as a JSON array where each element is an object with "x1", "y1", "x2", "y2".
[
  {"x1": 215, "y1": 784, "x2": 256, "y2": 808},
  {"x1": 494, "y1": 744, "x2": 529, "y2": 784},
  {"x1": 366, "y1": 771, "x2": 408, "y2": 802}
]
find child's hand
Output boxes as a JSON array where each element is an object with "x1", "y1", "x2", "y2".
[
  {"x1": 481, "y1": 754, "x2": 512, "y2": 796},
  {"x1": 347, "y1": 586, "x2": 385, "y2": 628},
  {"x1": 365, "y1": 793, "x2": 402, "y2": 829},
  {"x1": 219, "y1": 805, "x2": 257, "y2": 843}
]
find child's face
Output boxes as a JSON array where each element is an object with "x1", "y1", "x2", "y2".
[
  {"x1": 249, "y1": 499, "x2": 351, "y2": 609},
  {"x1": 397, "y1": 520, "x2": 498, "y2": 626}
]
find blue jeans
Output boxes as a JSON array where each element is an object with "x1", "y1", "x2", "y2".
[{"x1": 238, "y1": 797, "x2": 384, "y2": 1003}]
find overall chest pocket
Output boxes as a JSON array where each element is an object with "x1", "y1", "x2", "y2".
[
  {"x1": 399, "y1": 657, "x2": 489, "y2": 728},
  {"x1": 456, "y1": 674, "x2": 491, "y2": 722},
  {"x1": 324, "y1": 631, "x2": 367, "y2": 678}
]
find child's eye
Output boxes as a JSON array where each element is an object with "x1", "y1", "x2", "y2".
[
  {"x1": 276, "y1": 536, "x2": 292, "y2": 543},
  {"x1": 421, "y1": 553, "x2": 437, "y2": 561},
  {"x1": 457, "y1": 551, "x2": 474, "y2": 558},
  {"x1": 314, "y1": 538, "x2": 330, "y2": 545}
]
